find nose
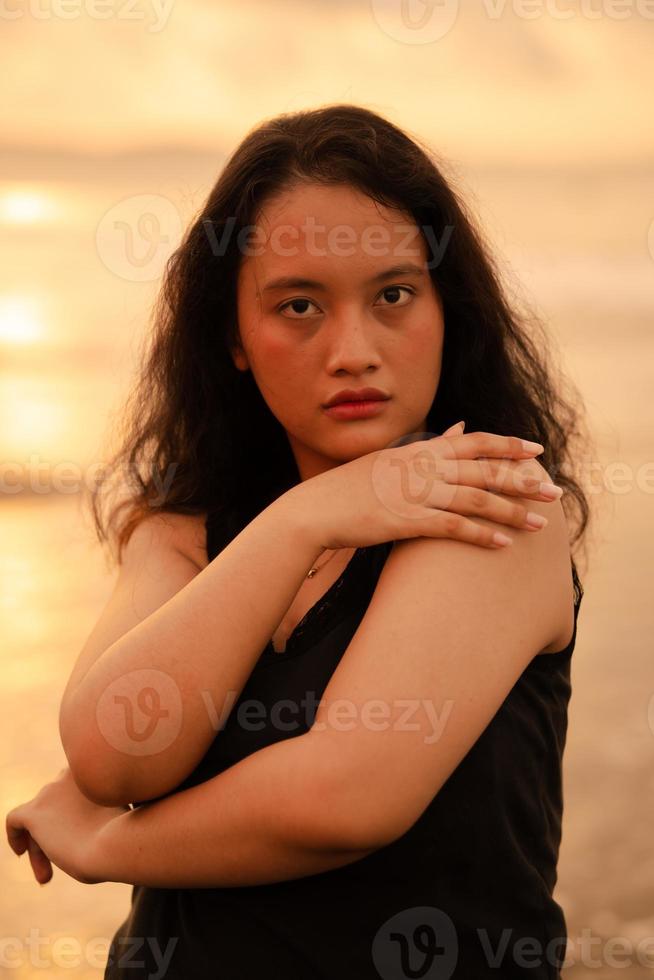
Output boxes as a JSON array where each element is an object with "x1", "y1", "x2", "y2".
[{"x1": 323, "y1": 315, "x2": 383, "y2": 375}]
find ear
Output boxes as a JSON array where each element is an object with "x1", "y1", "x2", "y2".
[
  {"x1": 231, "y1": 349, "x2": 249, "y2": 371},
  {"x1": 229, "y1": 336, "x2": 250, "y2": 372}
]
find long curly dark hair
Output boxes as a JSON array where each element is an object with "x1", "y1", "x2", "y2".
[{"x1": 86, "y1": 103, "x2": 595, "y2": 571}]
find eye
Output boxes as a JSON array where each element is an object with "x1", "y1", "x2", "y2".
[
  {"x1": 276, "y1": 286, "x2": 416, "y2": 319},
  {"x1": 277, "y1": 297, "x2": 321, "y2": 318},
  {"x1": 375, "y1": 286, "x2": 416, "y2": 308}
]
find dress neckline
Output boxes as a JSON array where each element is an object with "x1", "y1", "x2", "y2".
[
  {"x1": 204, "y1": 508, "x2": 392, "y2": 661},
  {"x1": 265, "y1": 546, "x2": 367, "y2": 656}
]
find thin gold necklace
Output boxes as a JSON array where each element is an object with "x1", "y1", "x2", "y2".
[{"x1": 307, "y1": 548, "x2": 339, "y2": 579}]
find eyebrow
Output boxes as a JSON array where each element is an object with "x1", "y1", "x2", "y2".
[{"x1": 261, "y1": 263, "x2": 427, "y2": 293}]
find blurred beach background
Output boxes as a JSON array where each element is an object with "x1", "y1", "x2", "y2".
[{"x1": 1, "y1": 1, "x2": 653, "y2": 976}]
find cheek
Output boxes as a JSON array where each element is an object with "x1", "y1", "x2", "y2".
[
  {"x1": 257, "y1": 331, "x2": 306, "y2": 378},
  {"x1": 249, "y1": 331, "x2": 311, "y2": 406},
  {"x1": 403, "y1": 317, "x2": 443, "y2": 368},
  {"x1": 396, "y1": 320, "x2": 443, "y2": 397},
  {"x1": 243, "y1": 320, "x2": 286, "y2": 368}
]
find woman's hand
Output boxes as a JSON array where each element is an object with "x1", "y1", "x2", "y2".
[
  {"x1": 5, "y1": 767, "x2": 129, "y2": 885},
  {"x1": 286, "y1": 422, "x2": 562, "y2": 552}
]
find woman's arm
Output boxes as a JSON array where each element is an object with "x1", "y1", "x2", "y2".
[
  {"x1": 59, "y1": 491, "x2": 324, "y2": 808},
  {"x1": 89, "y1": 730, "x2": 379, "y2": 888},
  {"x1": 60, "y1": 431, "x2": 545, "y2": 809},
  {"x1": 9, "y1": 465, "x2": 567, "y2": 889},
  {"x1": 6, "y1": 730, "x2": 377, "y2": 888}
]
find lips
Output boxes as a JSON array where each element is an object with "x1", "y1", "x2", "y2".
[
  {"x1": 322, "y1": 387, "x2": 390, "y2": 408},
  {"x1": 322, "y1": 398, "x2": 389, "y2": 420}
]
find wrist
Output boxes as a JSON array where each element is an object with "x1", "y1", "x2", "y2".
[
  {"x1": 270, "y1": 484, "x2": 326, "y2": 563},
  {"x1": 85, "y1": 810, "x2": 133, "y2": 885}
]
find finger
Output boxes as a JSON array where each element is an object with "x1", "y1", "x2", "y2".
[
  {"x1": 437, "y1": 458, "x2": 562, "y2": 501},
  {"x1": 433, "y1": 432, "x2": 544, "y2": 461},
  {"x1": 6, "y1": 810, "x2": 29, "y2": 856},
  {"x1": 441, "y1": 420, "x2": 465, "y2": 437},
  {"x1": 430, "y1": 483, "x2": 550, "y2": 533},
  {"x1": 27, "y1": 837, "x2": 53, "y2": 885},
  {"x1": 424, "y1": 510, "x2": 514, "y2": 549},
  {"x1": 7, "y1": 826, "x2": 29, "y2": 856}
]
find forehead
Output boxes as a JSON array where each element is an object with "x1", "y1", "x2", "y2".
[
  {"x1": 238, "y1": 182, "x2": 428, "y2": 289},
  {"x1": 258, "y1": 181, "x2": 408, "y2": 228}
]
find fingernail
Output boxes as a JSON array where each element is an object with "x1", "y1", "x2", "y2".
[
  {"x1": 456, "y1": 420, "x2": 466, "y2": 432},
  {"x1": 539, "y1": 482, "x2": 563, "y2": 499},
  {"x1": 492, "y1": 532, "x2": 513, "y2": 546},
  {"x1": 521, "y1": 440, "x2": 545, "y2": 454},
  {"x1": 525, "y1": 512, "x2": 548, "y2": 529}
]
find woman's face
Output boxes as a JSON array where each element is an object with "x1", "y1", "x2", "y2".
[{"x1": 232, "y1": 181, "x2": 445, "y2": 482}]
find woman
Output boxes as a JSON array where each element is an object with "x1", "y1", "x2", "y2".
[{"x1": 7, "y1": 104, "x2": 592, "y2": 978}]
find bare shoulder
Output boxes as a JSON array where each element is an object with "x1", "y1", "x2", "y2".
[
  {"x1": 390, "y1": 455, "x2": 575, "y2": 655},
  {"x1": 492, "y1": 455, "x2": 576, "y2": 653},
  {"x1": 126, "y1": 510, "x2": 210, "y2": 573}
]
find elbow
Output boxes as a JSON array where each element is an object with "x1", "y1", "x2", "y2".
[
  {"x1": 59, "y1": 695, "x2": 204, "y2": 806},
  {"x1": 62, "y1": 734, "x2": 132, "y2": 806},
  {"x1": 341, "y1": 813, "x2": 401, "y2": 852},
  {"x1": 60, "y1": 727, "x2": 185, "y2": 808},
  {"x1": 68, "y1": 764, "x2": 131, "y2": 807},
  {"x1": 59, "y1": 699, "x2": 132, "y2": 807}
]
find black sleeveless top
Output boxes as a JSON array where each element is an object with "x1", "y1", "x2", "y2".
[{"x1": 105, "y1": 509, "x2": 583, "y2": 979}]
